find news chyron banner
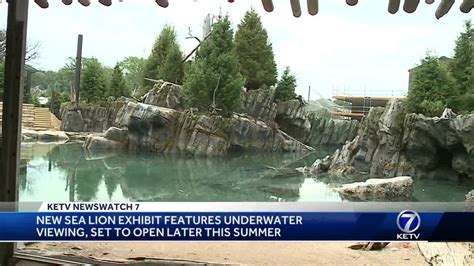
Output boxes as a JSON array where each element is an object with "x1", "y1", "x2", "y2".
[{"x1": 0, "y1": 202, "x2": 473, "y2": 241}]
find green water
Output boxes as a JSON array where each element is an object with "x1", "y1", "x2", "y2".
[{"x1": 19, "y1": 143, "x2": 473, "y2": 202}]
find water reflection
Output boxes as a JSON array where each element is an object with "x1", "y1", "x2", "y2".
[
  {"x1": 19, "y1": 143, "x2": 473, "y2": 202},
  {"x1": 19, "y1": 143, "x2": 341, "y2": 202}
]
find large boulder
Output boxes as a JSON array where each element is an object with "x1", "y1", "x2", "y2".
[
  {"x1": 305, "y1": 155, "x2": 332, "y2": 175},
  {"x1": 22, "y1": 129, "x2": 69, "y2": 143},
  {"x1": 60, "y1": 109, "x2": 84, "y2": 132},
  {"x1": 335, "y1": 176, "x2": 413, "y2": 201},
  {"x1": 104, "y1": 127, "x2": 128, "y2": 142},
  {"x1": 240, "y1": 88, "x2": 277, "y2": 121},
  {"x1": 143, "y1": 80, "x2": 184, "y2": 111},
  {"x1": 87, "y1": 102, "x2": 313, "y2": 156}
]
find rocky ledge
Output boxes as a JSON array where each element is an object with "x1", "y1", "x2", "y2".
[
  {"x1": 22, "y1": 129, "x2": 69, "y2": 143},
  {"x1": 466, "y1": 190, "x2": 474, "y2": 211},
  {"x1": 84, "y1": 102, "x2": 314, "y2": 156},
  {"x1": 61, "y1": 82, "x2": 359, "y2": 148},
  {"x1": 335, "y1": 176, "x2": 413, "y2": 201},
  {"x1": 308, "y1": 99, "x2": 474, "y2": 180}
]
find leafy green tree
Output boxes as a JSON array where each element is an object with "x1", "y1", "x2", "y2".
[
  {"x1": 407, "y1": 54, "x2": 456, "y2": 116},
  {"x1": 234, "y1": 8, "x2": 278, "y2": 90},
  {"x1": 450, "y1": 20, "x2": 473, "y2": 95},
  {"x1": 55, "y1": 57, "x2": 76, "y2": 93},
  {"x1": 119, "y1": 56, "x2": 146, "y2": 96},
  {"x1": 142, "y1": 25, "x2": 184, "y2": 89},
  {"x1": 30, "y1": 70, "x2": 58, "y2": 92},
  {"x1": 106, "y1": 63, "x2": 129, "y2": 98},
  {"x1": 81, "y1": 57, "x2": 108, "y2": 104},
  {"x1": 274, "y1": 66, "x2": 297, "y2": 102},
  {"x1": 183, "y1": 16, "x2": 244, "y2": 116}
]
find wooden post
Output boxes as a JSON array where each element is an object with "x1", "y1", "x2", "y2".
[
  {"x1": 307, "y1": 86, "x2": 311, "y2": 102},
  {"x1": 0, "y1": 0, "x2": 28, "y2": 264},
  {"x1": 24, "y1": 70, "x2": 31, "y2": 103},
  {"x1": 74, "y1": 34, "x2": 83, "y2": 108}
]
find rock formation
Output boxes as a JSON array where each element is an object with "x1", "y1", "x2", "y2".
[
  {"x1": 275, "y1": 100, "x2": 311, "y2": 141},
  {"x1": 59, "y1": 100, "x2": 127, "y2": 132},
  {"x1": 304, "y1": 109, "x2": 359, "y2": 146},
  {"x1": 240, "y1": 88, "x2": 278, "y2": 121},
  {"x1": 143, "y1": 80, "x2": 184, "y2": 111},
  {"x1": 85, "y1": 102, "x2": 313, "y2": 156},
  {"x1": 22, "y1": 129, "x2": 69, "y2": 143},
  {"x1": 310, "y1": 99, "x2": 474, "y2": 180},
  {"x1": 61, "y1": 82, "x2": 359, "y2": 149},
  {"x1": 335, "y1": 176, "x2": 413, "y2": 201}
]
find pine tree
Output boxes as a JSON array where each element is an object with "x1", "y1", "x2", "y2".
[
  {"x1": 106, "y1": 63, "x2": 129, "y2": 98},
  {"x1": 160, "y1": 45, "x2": 184, "y2": 84},
  {"x1": 407, "y1": 54, "x2": 456, "y2": 116},
  {"x1": 183, "y1": 16, "x2": 244, "y2": 116},
  {"x1": 81, "y1": 58, "x2": 108, "y2": 104},
  {"x1": 274, "y1": 66, "x2": 297, "y2": 102},
  {"x1": 142, "y1": 25, "x2": 184, "y2": 89},
  {"x1": 450, "y1": 20, "x2": 473, "y2": 95},
  {"x1": 234, "y1": 9, "x2": 277, "y2": 90}
]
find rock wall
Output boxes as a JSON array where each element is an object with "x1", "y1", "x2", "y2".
[
  {"x1": 304, "y1": 109, "x2": 359, "y2": 146},
  {"x1": 320, "y1": 99, "x2": 474, "y2": 180},
  {"x1": 275, "y1": 101, "x2": 359, "y2": 147},
  {"x1": 139, "y1": 83, "x2": 358, "y2": 147},
  {"x1": 59, "y1": 100, "x2": 128, "y2": 132},
  {"x1": 85, "y1": 102, "x2": 313, "y2": 156},
  {"x1": 61, "y1": 82, "x2": 358, "y2": 148},
  {"x1": 240, "y1": 88, "x2": 277, "y2": 121},
  {"x1": 275, "y1": 100, "x2": 311, "y2": 141}
]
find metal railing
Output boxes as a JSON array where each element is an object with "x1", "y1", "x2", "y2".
[{"x1": 331, "y1": 87, "x2": 407, "y2": 98}]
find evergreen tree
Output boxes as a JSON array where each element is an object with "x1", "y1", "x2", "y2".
[
  {"x1": 142, "y1": 25, "x2": 184, "y2": 89},
  {"x1": 407, "y1": 54, "x2": 456, "y2": 116},
  {"x1": 81, "y1": 58, "x2": 108, "y2": 104},
  {"x1": 183, "y1": 16, "x2": 244, "y2": 116},
  {"x1": 274, "y1": 66, "x2": 297, "y2": 102},
  {"x1": 450, "y1": 20, "x2": 473, "y2": 95},
  {"x1": 234, "y1": 9, "x2": 277, "y2": 90},
  {"x1": 447, "y1": 20, "x2": 474, "y2": 113},
  {"x1": 160, "y1": 45, "x2": 184, "y2": 85},
  {"x1": 106, "y1": 63, "x2": 129, "y2": 98}
]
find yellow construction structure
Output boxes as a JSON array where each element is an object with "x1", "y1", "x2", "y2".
[{"x1": 331, "y1": 95, "x2": 406, "y2": 120}]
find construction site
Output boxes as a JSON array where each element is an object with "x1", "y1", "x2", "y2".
[{"x1": 305, "y1": 88, "x2": 406, "y2": 120}]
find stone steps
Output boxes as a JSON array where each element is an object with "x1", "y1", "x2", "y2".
[{"x1": 0, "y1": 102, "x2": 57, "y2": 131}]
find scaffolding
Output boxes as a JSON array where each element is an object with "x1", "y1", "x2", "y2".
[{"x1": 330, "y1": 87, "x2": 406, "y2": 120}]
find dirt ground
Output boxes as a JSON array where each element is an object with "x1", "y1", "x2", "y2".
[{"x1": 21, "y1": 242, "x2": 431, "y2": 265}]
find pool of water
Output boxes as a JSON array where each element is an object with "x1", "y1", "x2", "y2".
[{"x1": 19, "y1": 142, "x2": 473, "y2": 202}]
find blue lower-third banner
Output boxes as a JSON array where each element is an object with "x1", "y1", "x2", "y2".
[{"x1": 0, "y1": 211, "x2": 472, "y2": 241}]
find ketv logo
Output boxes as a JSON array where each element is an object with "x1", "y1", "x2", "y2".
[{"x1": 396, "y1": 210, "x2": 421, "y2": 240}]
